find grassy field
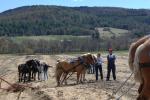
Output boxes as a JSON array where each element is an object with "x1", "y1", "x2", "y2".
[
  {"x1": 9, "y1": 35, "x2": 91, "y2": 42},
  {"x1": 2, "y1": 27, "x2": 129, "y2": 43},
  {"x1": 59, "y1": 50, "x2": 128, "y2": 57},
  {"x1": 8, "y1": 27, "x2": 128, "y2": 42},
  {"x1": 97, "y1": 27, "x2": 129, "y2": 38}
]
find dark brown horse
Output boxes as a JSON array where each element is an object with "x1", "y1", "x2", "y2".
[
  {"x1": 18, "y1": 60, "x2": 51, "y2": 82},
  {"x1": 128, "y1": 35, "x2": 150, "y2": 99},
  {"x1": 18, "y1": 63, "x2": 30, "y2": 82},
  {"x1": 26, "y1": 59, "x2": 41, "y2": 81},
  {"x1": 55, "y1": 53, "x2": 95, "y2": 86}
]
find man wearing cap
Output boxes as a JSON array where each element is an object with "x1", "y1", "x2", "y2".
[{"x1": 106, "y1": 48, "x2": 116, "y2": 81}]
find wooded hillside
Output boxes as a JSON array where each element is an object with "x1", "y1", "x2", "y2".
[{"x1": 0, "y1": 5, "x2": 150, "y2": 37}]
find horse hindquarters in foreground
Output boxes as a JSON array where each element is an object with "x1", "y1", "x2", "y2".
[{"x1": 128, "y1": 35, "x2": 150, "y2": 99}]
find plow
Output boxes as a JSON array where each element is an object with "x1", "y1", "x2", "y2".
[{"x1": 0, "y1": 76, "x2": 38, "y2": 100}]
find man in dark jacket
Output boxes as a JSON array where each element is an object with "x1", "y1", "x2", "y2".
[{"x1": 106, "y1": 48, "x2": 116, "y2": 81}]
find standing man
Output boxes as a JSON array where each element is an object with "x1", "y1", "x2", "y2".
[
  {"x1": 106, "y1": 48, "x2": 116, "y2": 81},
  {"x1": 95, "y1": 53, "x2": 103, "y2": 81}
]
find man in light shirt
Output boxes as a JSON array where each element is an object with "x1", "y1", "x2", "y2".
[{"x1": 95, "y1": 53, "x2": 103, "y2": 81}]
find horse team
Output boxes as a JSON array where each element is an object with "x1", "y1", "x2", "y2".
[
  {"x1": 55, "y1": 53, "x2": 96, "y2": 86},
  {"x1": 18, "y1": 59, "x2": 51, "y2": 82}
]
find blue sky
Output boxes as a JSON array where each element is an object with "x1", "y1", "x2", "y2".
[{"x1": 1, "y1": 0, "x2": 150, "y2": 12}]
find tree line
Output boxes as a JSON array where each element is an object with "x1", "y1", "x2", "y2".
[{"x1": 0, "y1": 35, "x2": 132, "y2": 54}]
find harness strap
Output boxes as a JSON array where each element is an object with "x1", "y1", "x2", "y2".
[
  {"x1": 59, "y1": 61, "x2": 83, "y2": 74},
  {"x1": 67, "y1": 62, "x2": 82, "y2": 72},
  {"x1": 65, "y1": 56, "x2": 85, "y2": 72},
  {"x1": 139, "y1": 63, "x2": 150, "y2": 68},
  {"x1": 83, "y1": 63, "x2": 90, "y2": 68}
]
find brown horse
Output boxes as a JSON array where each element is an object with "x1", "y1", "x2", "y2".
[
  {"x1": 128, "y1": 35, "x2": 150, "y2": 99},
  {"x1": 55, "y1": 53, "x2": 95, "y2": 86}
]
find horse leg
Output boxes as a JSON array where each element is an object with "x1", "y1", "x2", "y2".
[
  {"x1": 34, "y1": 72, "x2": 37, "y2": 81},
  {"x1": 82, "y1": 69, "x2": 86, "y2": 82},
  {"x1": 21, "y1": 73, "x2": 24, "y2": 82},
  {"x1": 28, "y1": 71, "x2": 31, "y2": 81},
  {"x1": 138, "y1": 83, "x2": 144, "y2": 94},
  {"x1": 137, "y1": 89, "x2": 149, "y2": 100},
  {"x1": 79, "y1": 67, "x2": 86, "y2": 83},
  {"x1": 79, "y1": 71, "x2": 84, "y2": 83},
  {"x1": 32, "y1": 72, "x2": 35, "y2": 81},
  {"x1": 137, "y1": 68, "x2": 150, "y2": 100},
  {"x1": 60, "y1": 72, "x2": 68, "y2": 85},
  {"x1": 80, "y1": 73, "x2": 83, "y2": 83},
  {"x1": 23, "y1": 73, "x2": 26, "y2": 83},
  {"x1": 18, "y1": 72, "x2": 21, "y2": 82},
  {"x1": 31, "y1": 71, "x2": 33, "y2": 81},
  {"x1": 20, "y1": 73, "x2": 23, "y2": 82},
  {"x1": 31, "y1": 72, "x2": 34, "y2": 79},
  {"x1": 77, "y1": 72, "x2": 81, "y2": 84},
  {"x1": 56, "y1": 69, "x2": 63, "y2": 86},
  {"x1": 25, "y1": 73, "x2": 28, "y2": 82},
  {"x1": 38, "y1": 72, "x2": 40, "y2": 80}
]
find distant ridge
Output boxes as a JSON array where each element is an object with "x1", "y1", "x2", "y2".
[{"x1": 0, "y1": 5, "x2": 150, "y2": 36}]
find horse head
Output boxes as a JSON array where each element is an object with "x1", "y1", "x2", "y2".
[
  {"x1": 92, "y1": 55, "x2": 97, "y2": 65},
  {"x1": 81, "y1": 53, "x2": 95, "y2": 65}
]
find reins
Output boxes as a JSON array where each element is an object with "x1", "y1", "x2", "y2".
[
  {"x1": 108, "y1": 72, "x2": 135, "y2": 100},
  {"x1": 116, "y1": 82, "x2": 135, "y2": 100}
]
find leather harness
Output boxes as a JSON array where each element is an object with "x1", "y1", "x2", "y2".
[
  {"x1": 63, "y1": 56, "x2": 90, "y2": 73},
  {"x1": 139, "y1": 63, "x2": 150, "y2": 68}
]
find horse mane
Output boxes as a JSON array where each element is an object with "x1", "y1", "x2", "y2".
[
  {"x1": 128, "y1": 43, "x2": 136, "y2": 71},
  {"x1": 82, "y1": 53, "x2": 91, "y2": 56}
]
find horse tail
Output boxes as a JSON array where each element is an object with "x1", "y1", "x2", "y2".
[
  {"x1": 128, "y1": 43, "x2": 136, "y2": 72},
  {"x1": 55, "y1": 62, "x2": 63, "y2": 86},
  {"x1": 133, "y1": 44, "x2": 144, "y2": 83},
  {"x1": 128, "y1": 35, "x2": 150, "y2": 72}
]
